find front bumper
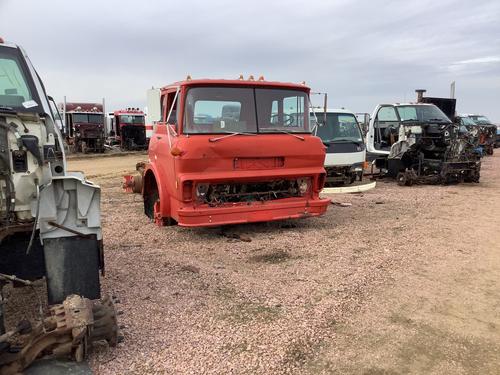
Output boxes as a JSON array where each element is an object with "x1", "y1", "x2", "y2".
[{"x1": 175, "y1": 197, "x2": 330, "y2": 227}]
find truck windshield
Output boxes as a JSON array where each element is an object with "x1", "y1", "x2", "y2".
[
  {"x1": 395, "y1": 105, "x2": 451, "y2": 122},
  {"x1": 73, "y1": 113, "x2": 103, "y2": 123},
  {"x1": 119, "y1": 115, "x2": 144, "y2": 124},
  {"x1": 184, "y1": 86, "x2": 309, "y2": 134},
  {"x1": 0, "y1": 46, "x2": 40, "y2": 112},
  {"x1": 312, "y1": 113, "x2": 363, "y2": 143},
  {"x1": 469, "y1": 115, "x2": 491, "y2": 125},
  {"x1": 460, "y1": 117, "x2": 476, "y2": 126}
]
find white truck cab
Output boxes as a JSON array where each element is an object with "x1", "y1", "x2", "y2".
[
  {"x1": 311, "y1": 108, "x2": 365, "y2": 185},
  {"x1": 366, "y1": 102, "x2": 444, "y2": 160}
]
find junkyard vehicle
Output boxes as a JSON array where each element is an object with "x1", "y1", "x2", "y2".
[
  {"x1": 463, "y1": 114, "x2": 496, "y2": 155},
  {"x1": 455, "y1": 115, "x2": 484, "y2": 156},
  {"x1": 107, "y1": 108, "x2": 147, "y2": 150},
  {"x1": 496, "y1": 124, "x2": 500, "y2": 148},
  {"x1": 366, "y1": 92, "x2": 481, "y2": 185},
  {"x1": 0, "y1": 38, "x2": 117, "y2": 372},
  {"x1": 60, "y1": 101, "x2": 105, "y2": 153},
  {"x1": 125, "y1": 77, "x2": 330, "y2": 227},
  {"x1": 355, "y1": 112, "x2": 370, "y2": 136},
  {"x1": 311, "y1": 109, "x2": 366, "y2": 186}
]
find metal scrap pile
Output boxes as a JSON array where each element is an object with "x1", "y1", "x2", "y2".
[
  {"x1": 0, "y1": 294, "x2": 118, "y2": 375},
  {"x1": 392, "y1": 121, "x2": 481, "y2": 186}
]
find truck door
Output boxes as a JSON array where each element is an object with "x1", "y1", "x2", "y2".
[
  {"x1": 373, "y1": 106, "x2": 399, "y2": 151},
  {"x1": 152, "y1": 89, "x2": 179, "y2": 199}
]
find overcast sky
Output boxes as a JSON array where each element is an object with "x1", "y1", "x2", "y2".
[{"x1": 1, "y1": 0, "x2": 499, "y2": 121}]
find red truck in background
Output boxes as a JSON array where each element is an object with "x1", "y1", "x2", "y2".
[
  {"x1": 108, "y1": 108, "x2": 148, "y2": 150},
  {"x1": 60, "y1": 102, "x2": 105, "y2": 153},
  {"x1": 125, "y1": 77, "x2": 330, "y2": 227}
]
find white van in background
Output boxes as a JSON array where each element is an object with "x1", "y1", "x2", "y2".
[{"x1": 311, "y1": 109, "x2": 366, "y2": 186}]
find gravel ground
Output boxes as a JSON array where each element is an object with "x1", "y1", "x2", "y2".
[{"x1": 6, "y1": 152, "x2": 500, "y2": 374}]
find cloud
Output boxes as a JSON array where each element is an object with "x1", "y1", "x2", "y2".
[
  {"x1": 448, "y1": 56, "x2": 500, "y2": 74},
  {"x1": 1, "y1": 0, "x2": 500, "y2": 121}
]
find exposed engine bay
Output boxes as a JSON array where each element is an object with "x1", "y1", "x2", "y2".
[
  {"x1": 195, "y1": 178, "x2": 310, "y2": 206},
  {"x1": 0, "y1": 40, "x2": 116, "y2": 372},
  {"x1": 385, "y1": 121, "x2": 481, "y2": 185}
]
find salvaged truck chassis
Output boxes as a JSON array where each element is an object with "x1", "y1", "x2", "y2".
[
  {"x1": 389, "y1": 159, "x2": 481, "y2": 186},
  {"x1": 373, "y1": 120, "x2": 481, "y2": 186},
  {"x1": 0, "y1": 40, "x2": 118, "y2": 373}
]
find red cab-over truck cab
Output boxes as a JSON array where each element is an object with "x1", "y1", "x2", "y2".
[
  {"x1": 110, "y1": 108, "x2": 148, "y2": 150},
  {"x1": 142, "y1": 77, "x2": 330, "y2": 227}
]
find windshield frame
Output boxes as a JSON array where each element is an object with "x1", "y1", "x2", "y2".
[
  {"x1": 395, "y1": 104, "x2": 451, "y2": 123},
  {"x1": 311, "y1": 112, "x2": 363, "y2": 144},
  {"x1": 0, "y1": 45, "x2": 42, "y2": 113},
  {"x1": 71, "y1": 112, "x2": 104, "y2": 124},
  {"x1": 119, "y1": 114, "x2": 145, "y2": 125},
  {"x1": 182, "y1": 86, "x2": 311, "y2": 135},
  {"x1": 469, "y1": 115, "x2": 492, "y2": 125}
]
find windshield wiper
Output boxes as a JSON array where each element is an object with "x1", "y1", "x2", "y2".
[
  {"x1": 209, "y1": 131, "x2": 257, "y2": 143},
  {"x1": 261, "y1": 129, "x2": 305, "y2": 141},
  {"x1": 0, "y1": 106, "x2": 16, "y2": 115},
  {"x1": 427, "y1": 118, "x2": 448, "y2": 122},
  {"x1": 330, "y1": 138, "x2": 363, "y2": 145}
]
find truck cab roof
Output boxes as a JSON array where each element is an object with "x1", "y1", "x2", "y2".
[{"x1": 160, "y1": 78, "x2": 310, "y2": 92}]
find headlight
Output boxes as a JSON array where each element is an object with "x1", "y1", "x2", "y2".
[
  {"x1": 297, "y1": 178, "x2": 309, "y2": 194},
  {"x1": 196, "y1": 183, "x2": 209, "y2": 198}
]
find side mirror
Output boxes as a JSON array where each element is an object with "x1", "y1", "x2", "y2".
[{"x1": 146, "y1": 88, "x2": 161, "y2": 122}]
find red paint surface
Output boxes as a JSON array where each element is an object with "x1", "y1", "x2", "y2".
[{"x1": 144, "y1": 79, "x2": 329, "y2": 227}]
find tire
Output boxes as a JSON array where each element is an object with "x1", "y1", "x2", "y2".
[
  {"x1": 144, "y1": 190, "x2": 158, "y2": 220},
  {"x1": 144, "y1": 189, "x2": 176, "y2": 226},
  {"x1": 396, "y1": 172, "x2": 406, "y2": 186},
  {"x1": 397, "y1": 171, "x2": 413, "y2": 186}
]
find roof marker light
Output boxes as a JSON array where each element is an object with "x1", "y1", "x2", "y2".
[
  {"x1": 258, "y1": 75, "x2": 265, "y2": 81},
  {"x1": 186, "y1": 74, "x2": 192, "y2": 81},
  {"x1": 238, "y1": 74, "x2": 244, "y2": 80},
  {"x1": 0, "y1": 37, "x2": 4, "y2": 43},
  {"x1": 248, "y1": 75, "x2": 254, "y2": 81}
]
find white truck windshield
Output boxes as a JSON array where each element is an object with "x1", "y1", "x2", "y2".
[
  {"x1": 0, "y1": 46, "x2": 39, "y2": 112},
  {"x1": 313, "y1": 113, "x2": 362, "y2": 143}
]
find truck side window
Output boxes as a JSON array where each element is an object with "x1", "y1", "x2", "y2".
[
  {"x1": 166, "y1": 91, "x2": 177, "y2": 126},
  {"x1": 160, "y1": 94, "x2": 166, "y2": 123}
]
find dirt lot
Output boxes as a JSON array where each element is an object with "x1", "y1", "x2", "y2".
[{"x1": 46, "y1": 153, "x2": 500, "y2": 373}]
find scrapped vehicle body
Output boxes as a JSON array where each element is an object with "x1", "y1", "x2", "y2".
[
  {"x1": 355, "y1": 112, "x2": 370, "y2": 137},
  {"x1": 462, "y1": 114, "x2": 496, "y2": 155},
  {"x1": 496, "y1": 124, "x2": 500, "y2": 148},
  {"x1": 455, "y1": 115, "x2": 484, "y2": 157},
  {"x1": 60, "y1": 101, "x2": 105, "y2": 153},
  {"x1": 0, "y1": 38, "x2": 117, "y2": 372},
  {"x1": 125, "y1": 77, "x2": 330, "y2": 227},
  {"x1": 107, "y1": 108, "x2": 147, "y2": 150},
  {"x1": 311, "y1": 109, "x2": 366, "y2": 186},
  {"x1": 366, "y1": 91, "x2": 481, "y2": 185}
]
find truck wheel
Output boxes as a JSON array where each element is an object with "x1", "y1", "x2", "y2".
[
  {"x1": 144, "y1": 190, "x2": 176, "y2": 226},
  {"x1": 397, "y1": 171, "x2": 413, "y2": 186},
  {"x1": 396, "y1": 172, "x2": 406, "y2": 186}
]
